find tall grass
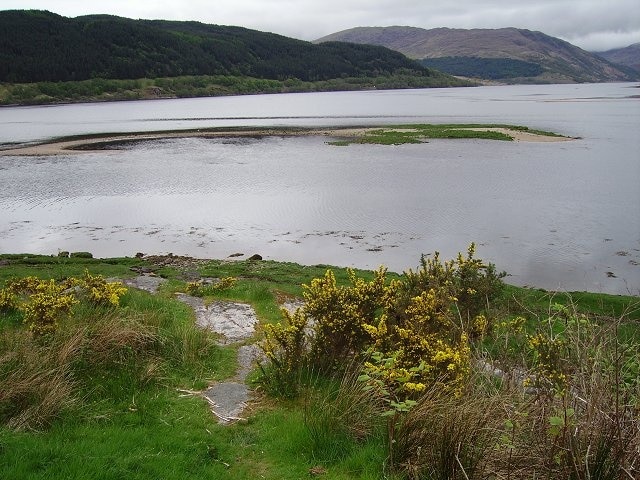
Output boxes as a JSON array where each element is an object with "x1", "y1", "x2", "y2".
[
  {"x1": 0, "y1": 289, "x2": 231, "y2": 430},
  {"x1": 303, "y1": 366, "x2": 385, "y2": 462},
  {"x1": 393, "y1": 382, "x2": 506, "y2": 480}
]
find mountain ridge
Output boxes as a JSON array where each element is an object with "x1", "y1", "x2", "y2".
[
  {"x1": 315, "y1": 26, "x2": 637, "y2": 83},
  {"x1": 593, "y1": 43, "x2": 640, "y2": 73}
]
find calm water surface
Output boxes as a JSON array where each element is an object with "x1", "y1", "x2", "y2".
[{"x1": 1, "y1": 83, "x2": 639, "y2": 294}]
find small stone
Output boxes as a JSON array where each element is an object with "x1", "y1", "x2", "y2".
[
  {"x1": 204, "y1": 382, "x2": 250, "y2": 424},
  {"x1": 123, "y1": 275, "x2": 167, "y2": 293},
  {"x1": 228, "y1": 252, "x2": 244, "y2": 258},
  {"x1": 247, "y1": 254, "x2": 262, "y2": 261}
]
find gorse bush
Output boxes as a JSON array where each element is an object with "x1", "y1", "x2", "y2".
[
  {"x1": 393, "y1": 243, "x2": 506, "y2": 338},
  {"x1": 76, "y1": 270, "x2": 128, "y2": 307},
  {"x1": 260, "y1": 307, "x2": 309, "y2": 398},
  {"x1": 185, "y1": 276, "x2": 237, "y2": 296},
  {"x1": 260, "y1": 248, "x2": 639, "y2": 478},
  {"x1": 0, "y1": 272, "x2": 127, "y2": 335},
  {"x1": 517, "y1": 309, "x2": 640, "y2": 479},
  {"x1": 261, "y1": 244, "x2": 503, "y2": 399}
]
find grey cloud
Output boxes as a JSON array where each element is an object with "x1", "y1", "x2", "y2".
[{"x1": 3, "y1": 0, "x2": 640, "y2": 50}]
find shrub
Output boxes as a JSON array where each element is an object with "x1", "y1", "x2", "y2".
[
  {"x1": 391, "y1": 243, "x2": 505, "y2": 339},
  {"x1": 260, "y1": 245, "x2": 503, "y2": 400},
  {"x1": 260, "y1": 307, "x2": 309, "y2": 397},
  {"x1": 520, "y1": 311, "x2": 640, "y2": 479},
  {"x1": 304, "y1": 267, "x2": 396, "y2": 372},
  {"x1": 0, "y1": 273, "x2": 128, "y2": 335},
  {"x1": 19, "y1": 279, "x2": 78, "y2": 336},
  {"x1": 69, "y1": 251, "x2": 93, "y2": 258},
  {"x1": 77, "y1": 270, "x2": 128, "y2": 307},
  {"x1": 185, "y1": 277, "x2": 238, "y2": 296}
]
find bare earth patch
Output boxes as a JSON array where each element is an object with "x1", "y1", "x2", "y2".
[{"x1": 461, "y1": 127, "x2": 573, "y2": 142}]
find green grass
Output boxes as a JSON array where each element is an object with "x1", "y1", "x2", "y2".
[
  {"x1": 0, "y1": 254, "x2": 637, "y2": 479},
  {"x1": 0, "y1": 393, "x2": 235, "y2": 480},
  {"x1": 0, "y1": 254, "x2": 142, "y2": 285},
  {"x1": 330, "y1": 123, "x2": 565, "y2": 146},
  {"x1": 501, "y1": 284, "x2": 640, "y2": 322}
]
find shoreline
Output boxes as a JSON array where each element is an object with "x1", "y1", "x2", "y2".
[{"x1": 0, "y1": 125, "x2": 573, "y2": 156}]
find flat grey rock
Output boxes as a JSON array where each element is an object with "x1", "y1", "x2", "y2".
[
  {"x1": 236, "y1": 344, "x2": 265, "y2": 381},
  {"x1": 123, "y1": 274, "x2": 167, "y2": 293},
  {"x1": 175, "y1": 294, "x2": 258, "y2": 343},
  {"x1": 204, "y1": 382, "x2": 250, "y2": 424},
  {"x1": 173, "y1": 294, "x2": 261, "y2": 424},
  {"x1": 281, "y1": 299, "x2": 304, "y2": 314}
]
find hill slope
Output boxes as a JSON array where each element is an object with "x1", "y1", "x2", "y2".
[
  {"x1": 593, "y1": 43, "x2": 640, "y2": 73},
  {"x1": 316, "y1": 26, "x2": 637, "y2": 83},
  {"x1": 0, "y1": 10, "x2": 454, "y2": 85}
]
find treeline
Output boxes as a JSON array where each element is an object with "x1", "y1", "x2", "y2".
[
  {"x1": 419, "y1": 57, "x2": 544, "y2": 80},
  {"x1": 0, "y1": 73, "x2": 471, "y2": 105},
  {"x1": 0, "y1": 10, "x2": 441, "y2": 84}
]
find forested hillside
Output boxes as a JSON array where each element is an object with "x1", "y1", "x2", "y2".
[{"x1": 0, "y1": 10, "x2": 438, "y2": 83}]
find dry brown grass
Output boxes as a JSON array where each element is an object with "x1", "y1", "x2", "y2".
[
  {"x1": 392, "y1": 377, "x2": 507, "y2": 480},
  {"x1": 0, "y1": 329, "x2": 77, "y2": 430},
  {"x1": 0, "y1": 313, "x2": 162, "y2": 430}
]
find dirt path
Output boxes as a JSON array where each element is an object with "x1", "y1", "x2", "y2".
[{"x1": 124, "y1": 272, "x2": 266, "y2": 424}]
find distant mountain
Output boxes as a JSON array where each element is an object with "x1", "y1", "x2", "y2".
[
  {"x1": 0, "y1": 10, "x2": 455, "y2": 85},
  {"x1": 316, "y1": 26, "x2": 638, "y2": 83},
  {"x1": 593, "y1": 43, "x2": 640, "y2": 73}
]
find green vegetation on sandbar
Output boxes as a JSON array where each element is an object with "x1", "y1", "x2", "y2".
[
  {"x1": 328, "y1": 123, "x2": 565, "y2": 145},
  {"x1": 0, "y1": 252, "x2": 637, "y2": 479}
]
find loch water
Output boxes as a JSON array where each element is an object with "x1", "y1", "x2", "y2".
[{"x1": 1, "y1": 83, "x2": 639, "y2": 294}]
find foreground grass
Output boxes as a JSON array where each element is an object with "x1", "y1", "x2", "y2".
[{"x1": 0, "y1": 254, "x2": 637, "y2": 479}]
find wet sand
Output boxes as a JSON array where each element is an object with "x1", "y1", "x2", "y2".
[{"x1": 0, "y1": 126, "x2": 572, "y2": 156}]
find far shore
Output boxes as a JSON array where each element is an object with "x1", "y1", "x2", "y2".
[{"x1": 0, "y1": 125, "x2": 573, "y2": 156}]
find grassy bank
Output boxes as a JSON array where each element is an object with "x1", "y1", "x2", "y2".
[
  {"x1": 0, "y1": 73, "x2": 472, "y2": 106},
  {"x1": 0, "y1": 253, "x2": 637, "y2": 479}
]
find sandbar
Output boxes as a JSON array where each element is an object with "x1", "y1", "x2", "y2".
[{"x1": 0, "y1": 125, "x2": 572, "y2": 156}]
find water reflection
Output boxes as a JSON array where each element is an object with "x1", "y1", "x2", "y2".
[{"x1": 0, "y1": 84, "x2": 638, "y2": 294}]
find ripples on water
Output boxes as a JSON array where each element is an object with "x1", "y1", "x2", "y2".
[{"x1": 0, "y1": 84, "x2": 638, "y2": 294}]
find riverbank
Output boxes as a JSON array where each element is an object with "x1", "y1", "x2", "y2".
[
  {"x1": 0, "y1": 73, "x2": 473, "y2": 107},
  {"x1": 0, "y1": 123, "x2": 572, "y2": 156}
]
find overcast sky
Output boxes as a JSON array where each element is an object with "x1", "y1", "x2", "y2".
[{"x1": 2, "y1": 0, "x2": 639, "y2": 51}]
